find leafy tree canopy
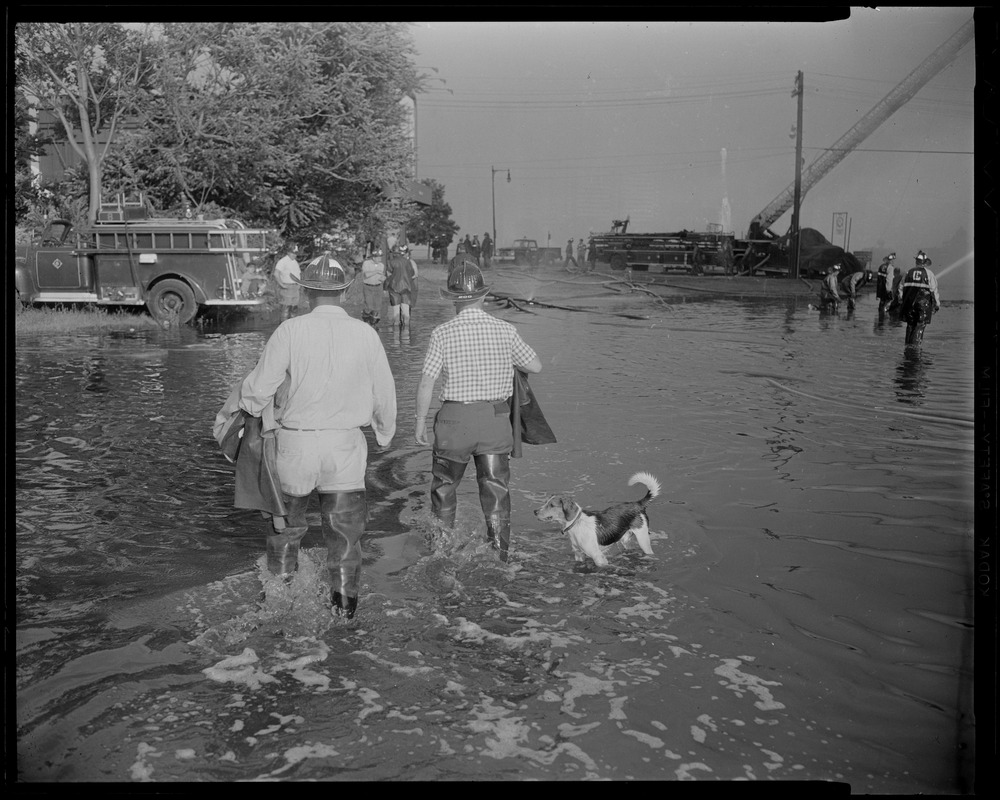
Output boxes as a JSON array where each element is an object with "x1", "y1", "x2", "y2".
[
  {"x1": 15, "y1": 21, "x2": 459, "y2": 251},
  {"x1": 15, "y1": 21, "x2": 157, "y2": 225},
  {"x1": 117, "y1": 21, "x2": 424, "y2": 244}
]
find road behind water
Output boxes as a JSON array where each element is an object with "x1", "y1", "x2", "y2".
[{"x1": 15, "y1": 264, "x2": 975, "y2": 789}]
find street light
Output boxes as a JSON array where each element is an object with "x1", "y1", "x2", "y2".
[{"x1": 491, "y1": 166, "x2": 510, "y2": 251}]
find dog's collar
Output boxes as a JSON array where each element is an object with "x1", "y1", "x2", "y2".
[{"x1": 561, "y1": 506, "x2": 583, "y2": 533}]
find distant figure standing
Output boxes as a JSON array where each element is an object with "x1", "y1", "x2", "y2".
[
  {"x1": 385, "y1": 244, "x2": 417, "y2": 328},
  {"x1": 471, "y1": 235, "x2": 482, "y2": 267},
  {"x1": 360, "y1": 246, "x2": 387, "y2": 326},
  {"x1": 433, "y1": 238, "x2": 448, "y2": 265},
  {"x1": 899, "y1": 250, "x2": 941, "y2": 346},
  {"x1": 577, "y1": 239, "x2": 586, "y2": 270},
  {"x1": 563, "y1": 238, "x2": 578, "y2": 270},
  {"x1": 875, "y1": 253, "x2": 896, "y2": 316},
  {"x1": 587, "y1": 239, "x2": 597, "y2": 271},
  {"x1": 449, "y1": 241, "x2": 474, "y2": 272},
  {"x1": 481, "y1": 232, "x2": 494, "y2": 269},
  {"x1": 272, "y1": 244, "x2": 301, "y2": 321},
  {"x1": 819, "y1": 263, "x2": 842, "y2": 312},
  {"x1": 463, "y1": 234, "x2": 473, "y2": 257}
]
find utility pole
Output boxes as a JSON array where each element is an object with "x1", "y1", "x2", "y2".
[
  {"x1": 491, "y1": 166, "x2": 510, "y2": 250},
  {"x1": 791, "y1": 71, "x2": 804, "y2": 279}
]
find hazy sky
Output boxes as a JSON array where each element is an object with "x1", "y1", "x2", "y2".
[{"x1": 408, "y1": 9, "x2": 976, "y2": 272}]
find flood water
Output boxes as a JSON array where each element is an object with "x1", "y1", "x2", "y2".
[{"x1": 15, "y1": 266, "x2": 976, "y2": 790}]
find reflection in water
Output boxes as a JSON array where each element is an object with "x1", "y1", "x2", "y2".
[{"x1": 894, "y1": 347, "x2": 933, "y2": 406}]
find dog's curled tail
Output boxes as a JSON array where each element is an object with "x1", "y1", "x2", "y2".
[{"x1": 628, "y1": 471, "x2": 661, "y2": 502}]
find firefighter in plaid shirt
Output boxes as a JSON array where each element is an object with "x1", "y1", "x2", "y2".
[{"x1": 414, "y1": 260, "x2": 542, "y2": 561}]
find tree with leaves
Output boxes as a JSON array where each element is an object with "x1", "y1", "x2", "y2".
[
  {"x1": 405, "y1": 179, "x2": 459, "y2": 256},
  {"x1": 14, "y1": 22, "x2": 158, "y2": 226},
  {"x1": 115, "y1": 22, "x2": 423, "y2": 242},
  {"x1": 12, "y1": 92, "x2": 52, "y2": 226}
]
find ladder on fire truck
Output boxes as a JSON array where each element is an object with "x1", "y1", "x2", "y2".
[{"x1": 747, "y1": 16, "x2": 974, "y2": 240}]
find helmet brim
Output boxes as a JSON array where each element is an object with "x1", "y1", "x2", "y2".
[
  {"x1": 290, "y1": 274, "x2": 354, "y2": 291},
  {"x1": 440, "y1": 285, "x2": 491, "y2": 302}
]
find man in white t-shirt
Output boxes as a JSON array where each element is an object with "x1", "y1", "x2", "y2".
[{"x1": 272, "y1": 244, "x2": 301, "y2": 321}]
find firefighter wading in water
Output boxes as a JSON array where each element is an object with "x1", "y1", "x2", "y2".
[
  {"x1": 238, "y1": 257, "x2": 396, "y2": 619},
  {"x1": 413, "y1": 260, "x2": 542, "y2": 562},
  {"x1": 898, "y1": 250, "x2": 942, "y2": 345}
]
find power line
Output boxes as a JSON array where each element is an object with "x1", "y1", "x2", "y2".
[
  {"x1": 418, "y1": 87, "x2": 788, "y2": 110},
  {"x1": 422, "y1": 144, "x2": 970, "y2": 174}
]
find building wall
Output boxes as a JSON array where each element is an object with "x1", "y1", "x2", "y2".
[{"x1": 33, "y1": 108, "x2": 140, "y2": 184}]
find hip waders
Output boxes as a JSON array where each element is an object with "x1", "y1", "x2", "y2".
[
  {"x1": 905, "y1": 322, "x2": 927, "y2": 345},
  {"x1": 904, "y1": 292, "x2": 933, "y2": 345},
  {"x1": 320, "y1": 490, "x2": 367, "y2": 619},
  {"x1": 431, "y1": 453, "x2": 512, "y2": 561},
  {"x1": 475, "y1": 453, "x2": 511, "y2": 562},
  {"x1": 266, "y1": 493, "x2": 311, "y2": 577},
  {"x1": 430, "y1": 455, "x2": 468, "y2": 528}
]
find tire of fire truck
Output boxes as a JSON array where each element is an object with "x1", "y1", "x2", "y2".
[
  {"x1": 610, "y1": 254, "x2": 627, "y2": 271},
  {"x1": 147, "y1": 279, "x2": 199, "y2": 325}
]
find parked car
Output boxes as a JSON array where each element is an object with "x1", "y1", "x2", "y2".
[{"x1": 510, "y1": 238, "x2": 561, "y2": 266}]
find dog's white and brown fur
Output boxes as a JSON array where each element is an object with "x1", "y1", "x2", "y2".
[{"x1": 534, "y1": 472, "x2": 661, "y2": 567}]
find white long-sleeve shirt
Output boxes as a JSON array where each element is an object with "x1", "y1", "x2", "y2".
[{"x1": 239, "y1": 305, "x2": 396, "y2": 445}]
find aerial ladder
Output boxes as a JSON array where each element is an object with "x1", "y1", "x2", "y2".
[{"x1": 746, "y1": 16, "x2": 974, "y2": 244}]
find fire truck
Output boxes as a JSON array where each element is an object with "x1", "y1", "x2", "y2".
[
  {"x1": 14, "y1": 194, "x2": 276, "y2": 324},
  {"x1": 588, "y1": 218, "x2": 741, "y2": 275}
]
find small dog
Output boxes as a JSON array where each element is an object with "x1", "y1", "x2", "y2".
[{"x1": 534, "y1": 472, "x2": 660, "y2": 567}]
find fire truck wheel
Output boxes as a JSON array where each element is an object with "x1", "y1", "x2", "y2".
[
  {"x1": 610, "y1": 254, "x2": 627, "y2": 271},
  {"x1": 147, "y1": 279, "x2": 198, "y2": 324}
]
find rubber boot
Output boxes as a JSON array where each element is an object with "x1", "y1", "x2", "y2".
[
  {"x1": 474, "y1": 453, "x2": 511, "y2": 562},
  {"x1": 905, "y1": 323, "x2": 926, "y2": 346},
  {"x1": 266, "y1": 494, "x2": 310, "y2": 577},
  {"x1": 320, "y1": 490, "x2": 367, "y2": 619},
  {"x1": 430, "y1": 455, "x2": 468, "y2": 528}
]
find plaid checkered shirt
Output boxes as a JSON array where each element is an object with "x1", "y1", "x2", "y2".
[{"x1": 421, "y1": 307, "x2": 538, "y2": 402}]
